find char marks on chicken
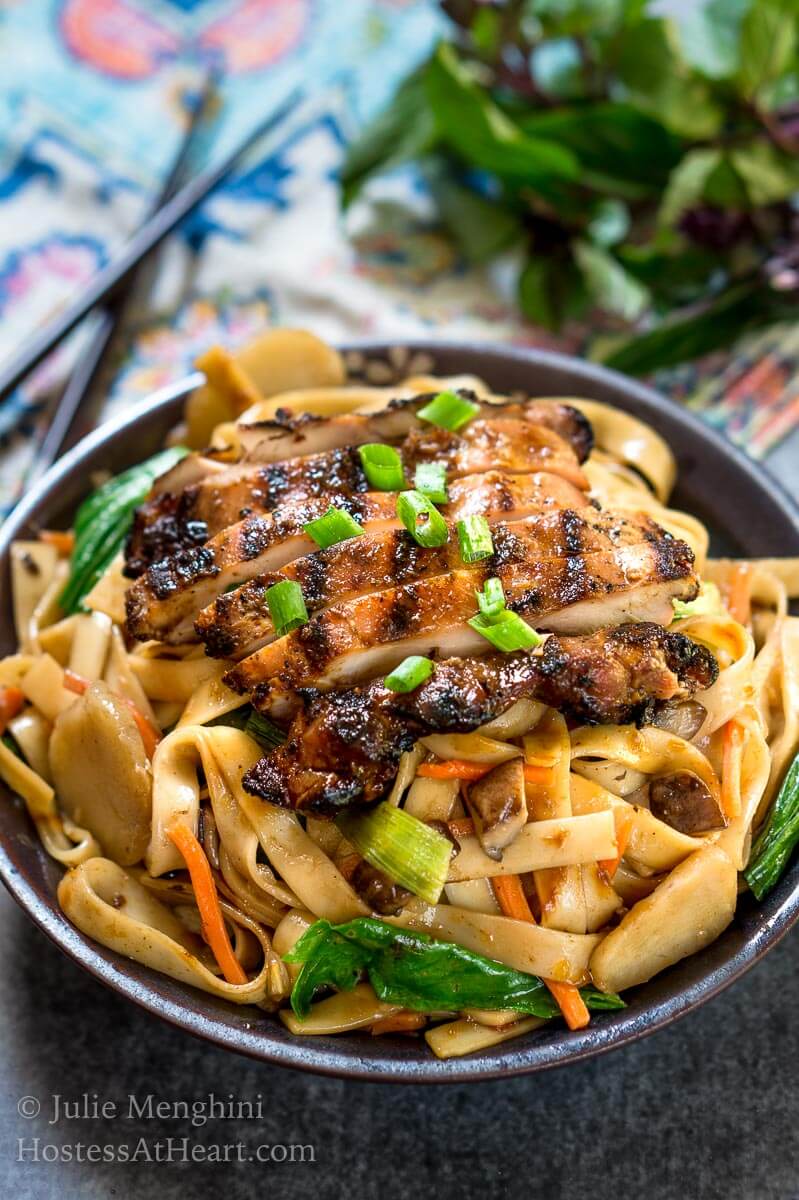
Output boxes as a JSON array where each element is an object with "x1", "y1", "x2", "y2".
[
  {"x1": 126, "y1": 470, "x2": 591, "y2": 644},
  {"x1": 236, "y1": 391, "x2": 594, "y2": 465},
  {"x1": 125, "y1": 394, "x2": 592, "y2": 574},
  {"x1": 196, "y1": 507, "x2": 683, "y2": 661},
  {"x1": 241, "y1": 625, "x2": 719, "y2": 814},
  {"x1": 122, "y1": 385, "x2": 718, "y2": 820},
  {"x1": 225, "y1": 536, "x2": 698, "y2": 697}
]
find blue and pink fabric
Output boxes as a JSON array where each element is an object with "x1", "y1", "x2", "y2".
[{"x1": 0, "y1": 0, "x2": 796, "y2": 511}]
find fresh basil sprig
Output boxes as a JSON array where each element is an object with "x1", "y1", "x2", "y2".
[{"x1": 342, "y1": 1, "x2": 799, "y2": 373}]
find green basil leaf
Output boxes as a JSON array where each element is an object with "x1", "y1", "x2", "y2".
[
  {"x1": 425, "y1": 44, "x2": 580, "y2": 192},
  {"x1": 517, "y1": 103, "x2": 680, "y2": 190},
  {"x1": 574, "y1": 239, "x2": 649, "y2": 321},
  {"x1": 587, "y1": 198, "x2": 630, "y2": 247},
  {"x1": 616, "y1": 18, "x2": 723, "y2": 138},
  {"x1": 658, "y1": 149, "x2": 722, "y2": 227},
  {"x1": 745, "y1": 753, "x2": 799, "y2": 899},
  {"x1": 285, "y1": 917, "x2": 626, "y2": 1022},
  {"x1": 738, "y1": 0, "x2": 798, "y2": 99},
  {"x1": 601, "y1": 280, "x2": 769, "y2": 374},
  {"x1": 285, "y1": 921, "x2": 371, "y2": 1019},
  {"x1": 340, "y1": 65, "x2": 438, "y2": 207},
  {"x1": 676, "y1": 0, "x2": 750, "y2": 79},
  {"x1": 729, "y1": 141, "x2": 799, "y2": 207},
  {"x1": 425, "y1": 167, "x2": 523, "y2": 264},
  {"x1": 518, "y1": 253, "x2": 587, "y2": 330},
  {"x1": 528, "y1": 0, "x2": 630, "y2": 37}
]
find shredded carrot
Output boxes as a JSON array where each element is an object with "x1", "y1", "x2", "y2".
[
  {"x1": 128, "y1": 708, "x2": 161, "y2": 759},
  {"x1": 418, "y1": 759, "x2": 553, "y2": 784},
  {"x1": 417, "y1": 760, "x2": 492, "y2": 781},
  {"x1": 721, "y1": 719, "x2": 744, "y2": 820},
  {"x1": 726, "y1": 564, "x2": 752, "y2": 626},
  {"x1": 39, "y1": 529, "x2": 75, "y2": 556},
  {"x1": 63, "y1": 669, "x2": 94, "y2": 696},
  {"x1": 523, "y1": 763, "x2": 554, "y2": 786},
  {"x1": 167, "y1": 823, "x2": 248, "y2": 986},
  {"x1": 64, "y1": 669, "x2": 161, "y2": 759},
  {"x1": 492, "y1": 873, "x2": 535, "y2": 921},
  {"x1": 491, "y1": 874, "x2": 590, "y2": 1031},
  {"x1": 0, "y1": 685, "x2": 25, "y2": 735},
  {"x1": 543, "y1": 980, "x2": 591, "y2": 1031},
  {"x1": 598, "y1": 807, "x2": 635, "y2": 878},
  {"x1": 371, "y1": 1011, "x2": 427, "y2": 1036}
]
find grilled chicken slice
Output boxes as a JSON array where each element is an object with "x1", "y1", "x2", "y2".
[
  {"x1": 126, "y1": 471, "x2": 590, "y2": 644},
  {"x1": 226, "y1": 538, "x2": 697, "y2": 696},
  {"x1": 126, "y1": 408, "x2": 589, "y2": 575},
  {"x1": 197, "y1": 508, "x2": 676, "y2": 660},
  {"x1": 241, "y1": 625, "x2": 719, "y2": 813},
  {"x1": 125, "y1": 446, "x2": 367, "y2": 576},
  {"x1": 237, "y1": 392, "x2": 594, "y2": 464}
]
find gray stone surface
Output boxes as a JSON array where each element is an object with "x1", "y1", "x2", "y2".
[{"x1": 0, "y1": 431, "x2": 797, "y2": 1200}]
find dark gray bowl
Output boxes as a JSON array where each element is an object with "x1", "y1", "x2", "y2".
[{"x1": 1, "y1": 341, "x2": 798, "y2": 1082}]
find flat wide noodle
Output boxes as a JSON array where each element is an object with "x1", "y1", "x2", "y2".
[
  {"x1": 148, "y1": 724, "x2": 296, "y2": 909},
  {"x1": 570, "y1": 724, "x2": 722, "y2": 808},
  {"x1": 391, "y1": 900, "x2": 603, "y2": 984},
  {"x1": 58, "y1": 858, "x2": 273, "y2": 1004}
]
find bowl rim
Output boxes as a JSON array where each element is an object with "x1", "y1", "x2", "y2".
[{"x1": 1, "y1": 338, "x2": 798, "y2": 1084}]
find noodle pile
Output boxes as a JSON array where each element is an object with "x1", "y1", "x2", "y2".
[{"x1": 1, "y1": 330, "x2": 797, "y2": 1059}]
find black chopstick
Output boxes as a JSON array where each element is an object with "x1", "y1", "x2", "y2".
[
  {"x1": 24, "y1": 72, "x2": 219, "y2": 484},
  {"x1": 0, "y1": 84, "x2": 301, "y2": 407}
]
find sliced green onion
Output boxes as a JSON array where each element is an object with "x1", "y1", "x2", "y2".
[
  {"x1": 458, "y1": 515, "x2": 493, "y2": 563},
  {"x1": 303, "y1": 505, "x2": 365, "y2": 550},
  {"x1": 744, "y1": 752, "x2": 799, "y2": 900},
  {"x1": 336, "y1": 803, "x2": 452, "y2": 904},
  {"x1": 414, "y1": 462, "x2": 449, "y2": 504},
  {"x1": 397, "y1": 490, "x2": 449, "y2": 548},
  {"x1": 469, "y1": 610, "x2": 542, "y2": 652},
  {"x1": 358, "y1": 443, "x2": 406, "y2": 491},
  {"x1": 672, "y1": 582, "x2": 723, "y2": 621},
  {"x1": 265, "y1": 579, "x2": 309, "y2": 637},
  {"x1": 476, "y1": 576, "x2": 506, "y2": 619},
  {"x1": 384, "y1": 655, "x2": 434, "y2": 693},
  {"x1": 417, "y1": 389, "x2": 480, "y2": 432}
]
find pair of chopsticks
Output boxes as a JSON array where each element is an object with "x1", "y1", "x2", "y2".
[{"x1": 15, "y1": 78, "x2": 302, "y2": 481}]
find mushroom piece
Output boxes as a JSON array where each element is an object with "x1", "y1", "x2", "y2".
[
  {"x1": 648, "y1": 700, "x2": 707, "y2": 741},
  {"x1": 49, "y1": 682, "x2": 152, "y2": 865},
  {"x1": 648, "y1": 770, "x2": 726, "y2": 835},
  {"x1": 464, "y1": 758, "x2": 527, "y2": 860},
  {"x1": 350, "y1": 860, "x2": 412, "y2": 915}
]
